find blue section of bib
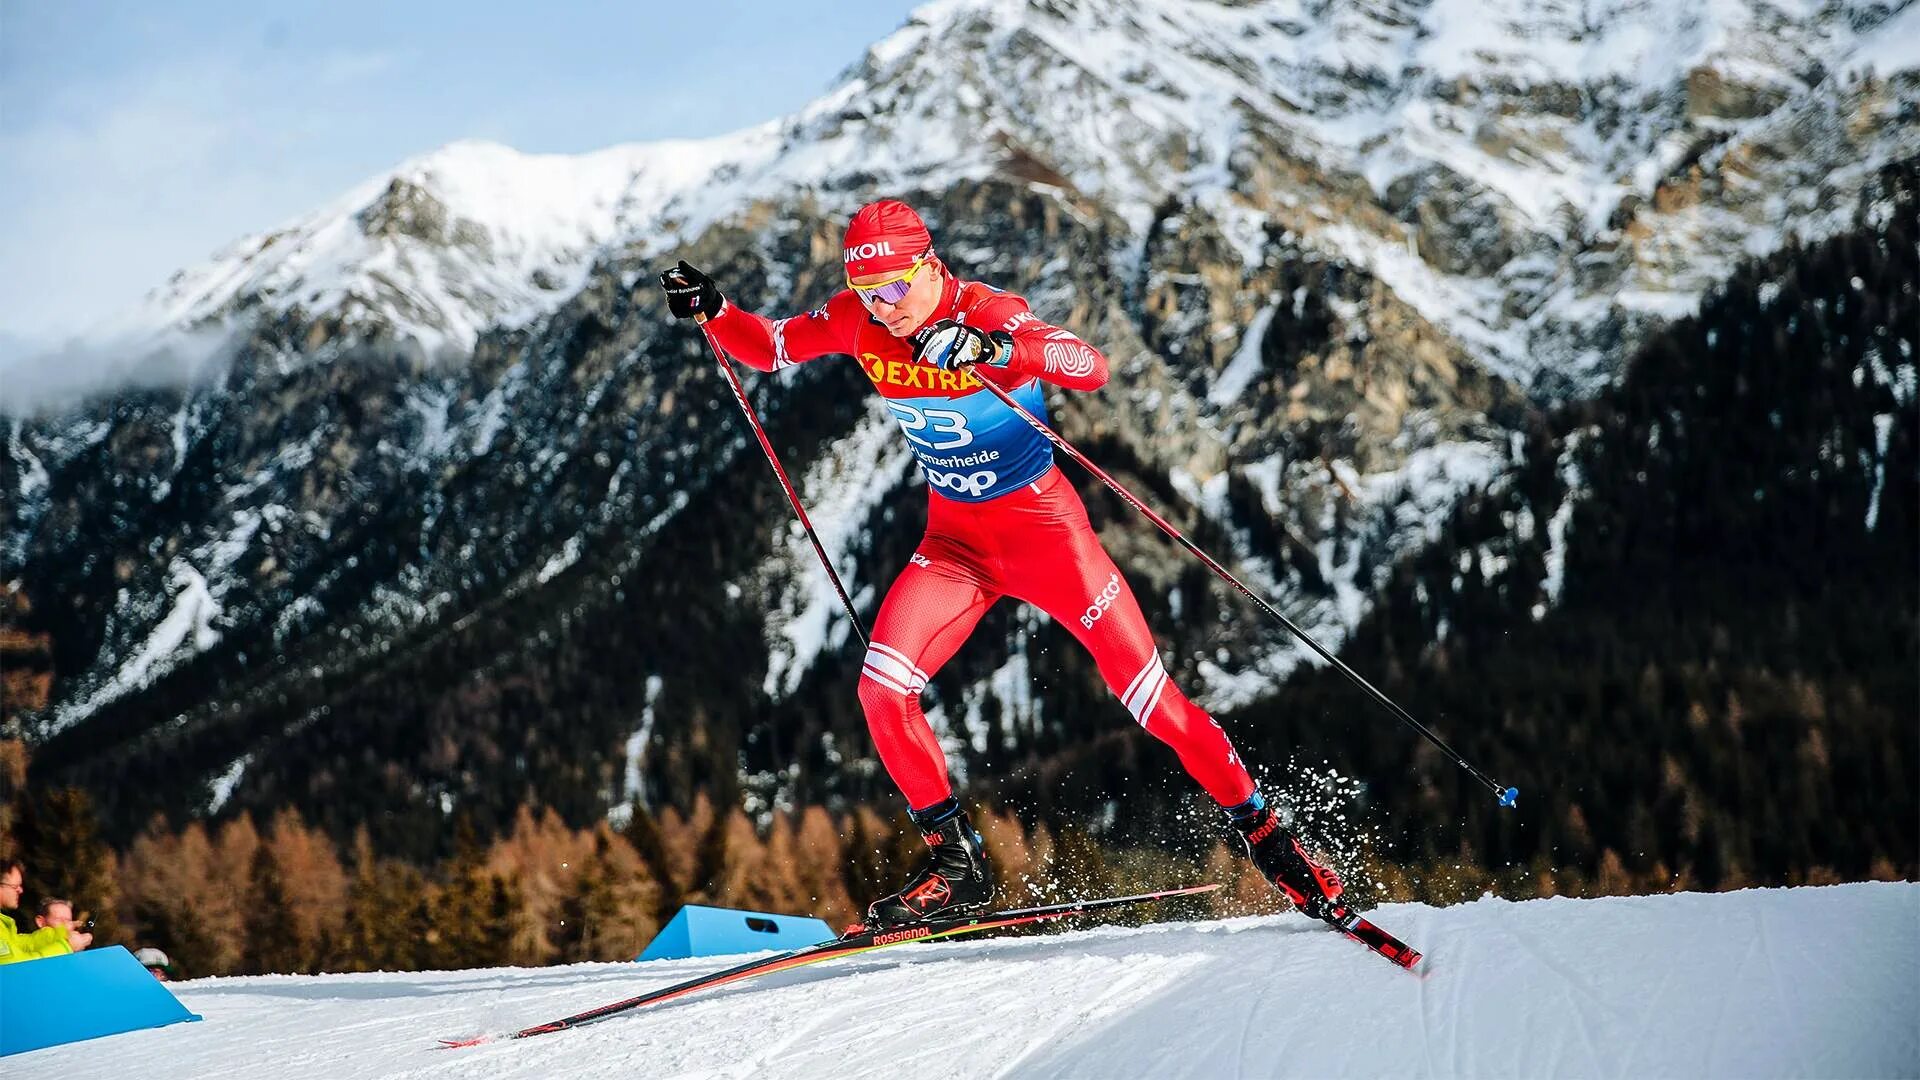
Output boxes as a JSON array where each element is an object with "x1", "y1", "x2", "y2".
[{"x1": 886, "y1": 379, "x2": 1052, "y2": 502}]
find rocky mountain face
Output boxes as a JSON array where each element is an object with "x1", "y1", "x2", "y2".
[{"x1": 2, "y1": 0, "x2": 1913, "y2": 855}]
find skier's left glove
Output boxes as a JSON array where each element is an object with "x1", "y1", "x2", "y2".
[
  {"x1": 913, "y1": 320, "x2": 1013, "y2": 371},
  {"x1": 659, "y1": 260, "x2": 725, "y2": 321}
]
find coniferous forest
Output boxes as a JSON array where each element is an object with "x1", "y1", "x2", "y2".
[{"x1": 1, "y1": 161, "x2": 1913, "y2": 977}]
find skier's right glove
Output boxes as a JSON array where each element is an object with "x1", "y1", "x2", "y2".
[
  {"x1": 913, "y1": 320, "x2": 1012, "y2": 370},
  {"x1": 659, "y1": 260, "x2": 724, "y2": 320}
]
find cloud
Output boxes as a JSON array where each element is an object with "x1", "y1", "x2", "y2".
[
  {"x1": 0, "y1": 328, "x2": 50, "y2": 368},
  {"x1": 0, "y1": 324, "x2": 235, "y2": 416},
  {"x1": 0, "y1": 48, "x2": 412, "y2": 344}
]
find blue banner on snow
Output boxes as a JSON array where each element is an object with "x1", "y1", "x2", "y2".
[
  {"x1": 639, "y1": 905, "x2": 835, "y2": 961},
  {"x1": 1, "y1": 946, "x2": 201, "y2": 1057}
]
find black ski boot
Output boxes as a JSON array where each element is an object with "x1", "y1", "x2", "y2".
[
  {"x1": 1229, "y1": 798, "x2": 1346, "y2": 922},
  {"x1": 865, "y1": 800, "x2": 994, "y2": 928}
]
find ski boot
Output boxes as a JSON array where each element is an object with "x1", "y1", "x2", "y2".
[
  {"x1": 864, "y1": 799, "x2": 994, "y2": 928},
  {"x1": 1229, "y1": 796, "x2": 1346, "y2": 922}
]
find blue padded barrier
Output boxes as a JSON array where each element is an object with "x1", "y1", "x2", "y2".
[
  {"x1": 1, "y1": 945, "x2": 201, "y2": 1057},
  {"x1": 638, "y1": 905, "x2": 835, "y2": 961}
]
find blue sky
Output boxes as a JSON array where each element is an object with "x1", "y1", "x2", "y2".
[{"x1": 0, "y1": 0, "x2": 925, "y2": 345}]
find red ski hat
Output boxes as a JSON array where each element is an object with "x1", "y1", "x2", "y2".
[{"x1": 842, "y1": 200, "x2": 933, "y2": 279}]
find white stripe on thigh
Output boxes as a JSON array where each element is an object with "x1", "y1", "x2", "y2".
[
  {"x1": 868, "y1": 641, "x2": 930, "y2": 683},
  {"x1": 862, "y1": 649, "x2": 925, "y2": 692},
  {"x1": 1121, "y1": 655, "x2": 1168, "y2": 725},
  {"x1": 1129, "y1": 669, "x2": 1169, "y2": 726},
  {"x1": 861, "y1": 664, "x2": 919, "y2": 697},
  {"x1": 1120, "y1": 654, "x2": 1160, "y2": 705}
]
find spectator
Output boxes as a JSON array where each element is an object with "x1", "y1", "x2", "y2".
[
  {"x1": 135, "y1": 946, "x2": 173, "y2": 981},
  {"x1": 0, "y1": 858, "x2": 91, "y2": 964},
  {"x1": 35, "y1": 897, "x2": 74, "y2": 931}
]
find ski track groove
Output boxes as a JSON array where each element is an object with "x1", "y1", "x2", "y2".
[
  {"x1": 779, "y1": 949, "x2": 983, "y2": 1068},
  {"x1": 1439, "y1": 930, "x2": 1468, "y2": 1077},
  {"x1": 1619, "y1": 945, "x2": 1680, "y2": 1078},
  {"x1": 477, "y1": 952, "x2": 905, "y2": 1063},
  {"x1": 988, "y1": 976, "x2": 1094, "y2": 1080},
  {"x1": 762, "y1": 968, "x2": 912, "y2": 1080},
  {"x1": 1498, "y1": 914, "x2": 1611, "y2": 1010},
  {"x1": 728, "y1": 980, "x2": 868, "y2": 1079},
  {"x1": 1750, "y1": 903, "x2": 1814, "y2": 1079},
  {"x1": 1783, "y1": 892, "x2": 1903, "y2": 1069},
  {"x1": 1778, "y1": 901, "x2": 1849, "y2": 998},
  {"x1": 991, "y1": 952, "x2": 1197, "y2": 1080},
  {"x1": 1702, "y1": 923, "x2": 1765, "y2": 1078},
  {"x1": 1229, "y1": 947, "x2": 1271, "y2": 1080},
  {"x1": 1495, "y1": 915, "x2": 1611, "y2": 1075},
  {"x1": 1512, "y1": 907, "x2": 1635, "y2": 1068},
  {"x1": 1414, "y1": 931, "x2": 1445, "y2": 1079}
]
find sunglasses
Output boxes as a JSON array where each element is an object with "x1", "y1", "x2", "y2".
[{"x1": 849, "y1": 252, "x2": 933, "y2": 306}]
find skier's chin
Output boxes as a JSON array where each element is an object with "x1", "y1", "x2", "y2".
[{"x1": 885, "y1": 316, "x2": 922, "y2": 337}]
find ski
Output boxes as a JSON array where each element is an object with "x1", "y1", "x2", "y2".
[
  {"x1": 1327, "y1": 906, "x2": 1423, "y2": 971},
  {"x1": 438, "y1": 882, "x2": 1221, "y2": 1047}
]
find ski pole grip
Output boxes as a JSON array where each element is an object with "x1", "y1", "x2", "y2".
[{"x1": 1499, "y1": 786, "x2": 1519, "y2": 808}]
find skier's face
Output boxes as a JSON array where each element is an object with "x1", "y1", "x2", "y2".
[{"x1": 852, "y1": 261, "x2": 943, "y2": 337}]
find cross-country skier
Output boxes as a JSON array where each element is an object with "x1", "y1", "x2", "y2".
[{"x1": 660, "y1": 199, "x2": 1346, "y2": 930}]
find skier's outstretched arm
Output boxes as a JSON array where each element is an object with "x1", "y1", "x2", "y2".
[{"x1": 658, "y1": 260, "x2": 851, "y2": 372}]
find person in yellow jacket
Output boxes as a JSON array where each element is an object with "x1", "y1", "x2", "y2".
[{"x1": 0, "y1": 858, "x2": 92, "y2": 964}]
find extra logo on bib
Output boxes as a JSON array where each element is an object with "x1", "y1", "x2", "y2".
[{"x1": 860, "y1": 353, "x2": 984, "y2": 399}]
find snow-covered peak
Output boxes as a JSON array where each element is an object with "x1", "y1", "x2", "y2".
[
  {"x1": 111, "y1": 131, "x2": 778, "y2": 358},
  {"x1": 1847, "y1": 1, "x2": 1920, "y2": 77},
  {"x1": 1412, "y1": 0, "x2": 1851, "y2": 88},
  {"x1": 71, "y1": 0, "x2": 1919, "y2": 385},
  {"x1": 832, "y1": 0, "x2": 1892, "y2": 195}
]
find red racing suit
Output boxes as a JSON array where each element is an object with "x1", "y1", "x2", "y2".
[{"x1": 705, "y1": 272, "x2": 1258, "y2": 811}]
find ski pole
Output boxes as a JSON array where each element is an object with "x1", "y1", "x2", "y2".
[
  {"x1": 694, "y1": 315, "x2": 869, "y2": 650},
  {"x1": 969, "y1": 372, "x2": 1517, "y2": 808}
]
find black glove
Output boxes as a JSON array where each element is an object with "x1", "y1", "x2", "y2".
[
  {"x1": 659, "y1": 260, "x2": 724, "y2": 320},
  {"x1": 912, "y1": 320, "x2": 1014, "y2": 370}
]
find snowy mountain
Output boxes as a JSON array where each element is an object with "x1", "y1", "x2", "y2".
[
  {"x1": 114, "y1": 137, "x2": 764, "y2": 362},
  {"x1": 49, "y1": 0, "x2": 1918, "y2": 397},
  {"x1": 17, "y1": 882, "x2": 1920, "y2": 1078},
  {"x1": 3, "y1": 0, "x2": 1915, "y2": 852}
]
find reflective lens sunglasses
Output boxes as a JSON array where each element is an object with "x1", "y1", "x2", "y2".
[{"x1": 849, "y1": 252, "x2": 933, "y2": 305}]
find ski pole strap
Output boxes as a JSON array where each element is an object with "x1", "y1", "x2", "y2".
[{"x1": 968, "y1": 373, "x2": 1517, "y2": 808}]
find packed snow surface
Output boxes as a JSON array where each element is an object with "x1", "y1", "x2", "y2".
[{"x1": 20, "y1": 882, "x2": 1916, "y2": 1079}]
